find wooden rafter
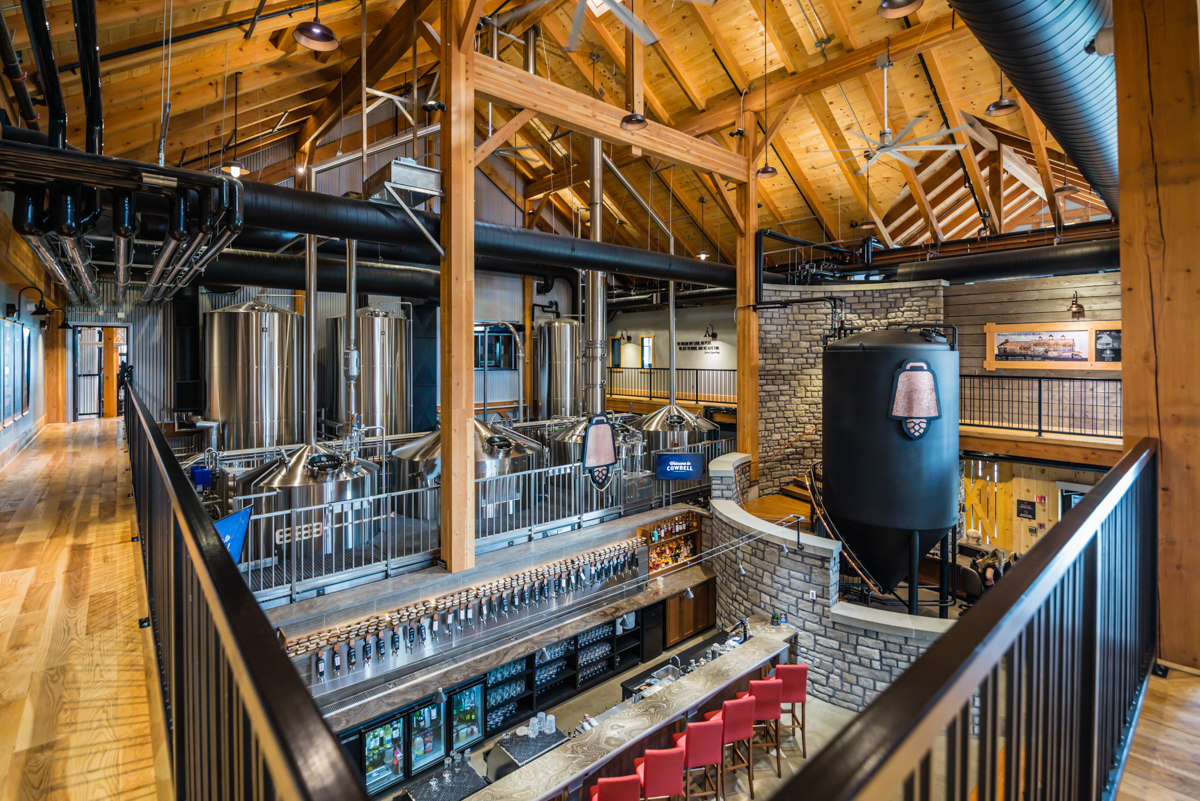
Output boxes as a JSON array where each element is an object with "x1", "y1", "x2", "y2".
[
  {"x1": 638, "y1": 10, "x2": 707, "y2": 111},
  {"x1": 691, "y1": 5, "x2": 750, "y2": 91},
  {"x1": 474, "y1": 108, "x2": 538, "y2": 165},
  {"x1": 1019, "y1": 101, "x2": 1065, "y2": 228}
]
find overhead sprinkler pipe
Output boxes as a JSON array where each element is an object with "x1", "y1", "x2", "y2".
[{"x1": 0, "y1": 12, "x2": 40, "y2": 130}]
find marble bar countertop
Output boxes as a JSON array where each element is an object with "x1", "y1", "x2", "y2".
[
  {"x1": 322, "y1": 564, "x2": 716, "y2": 733},
  {"x1": 459, "y1": 618, "x2": 791, "y2": 801}
]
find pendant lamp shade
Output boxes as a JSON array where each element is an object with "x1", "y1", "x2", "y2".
[
  {"x1": 877, "y1": 0, "x2": 924, "y2": 19},
  {"x1": 293, "y1": 1, "x2": 340, "y2": 51},
  {"x1": 620, "y1": 112, "x2": 648, "y2": 131}
]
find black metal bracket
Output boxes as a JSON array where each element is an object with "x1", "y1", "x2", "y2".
[
  {"x1": 139, "y1": 617, "x2": 150, "y2": 628},
  {"x1": 1152, "y1": 662, "x2": 1170, "y2": 678}
]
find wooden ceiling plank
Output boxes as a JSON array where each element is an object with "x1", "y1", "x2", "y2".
[
  {"x1": 762, "y1": 122, "x2": 839, "y2": 242},
  {"x1": 750, "y1": 91, "x2": 801, "y2": 164},
  {"x1": 677, "y1": 14, "x2": 971, "y2": 137},
  {"x1": 691, "y1": 4, "x2": 750, "y2": 91},
  {"x1": 747, "y1": 0, "x2": 798, "y2": 74},
  {"x1": 639, "y1": 11, "x2": 707, "y2": 111},
  {"x1": 702, "y1": 173, "x2": 745, "y2": 235}
]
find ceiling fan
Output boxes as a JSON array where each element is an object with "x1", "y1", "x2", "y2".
[
  {"x1": 810, "y1": 53, "x2": 969, "y2": 174},
  {"x1": 494, "y1": 0, "x2": 713, "y2": 53}
]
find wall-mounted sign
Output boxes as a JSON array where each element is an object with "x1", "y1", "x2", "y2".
[
  {"x1": 655, "y1": 452, "x2": 705, "y2": 481},
  {"x1": 1016, "y1": 499, "x2": 1037, "y2": 520},
  {"x1": 1094, "y1": 329, "x2": 1121, "y2": 362},
  {"x1": 676, "y1": 339, "x2": 720, "y2": 355},
  {"x1": 984, "y1": 321, "x2": 1121, "y2": 371}
]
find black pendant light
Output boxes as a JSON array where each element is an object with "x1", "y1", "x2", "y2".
[
  {"x1": 620, "y1": 111, "x2": 648, "y2": 131},
  {"x1": 877, "y1": 0, "x2": 924, "y2": 19},
  {"x1": 986, "y1": 72, "x2": 1020, "y2": 117},
  {"x1": 222, "y1": 72, "x2": 246, "y2": 177},
  {"x1": 293, "y1": 0, "x2": 340, "y2": 52},
  {"x1": 756, "y1": 0, "x2": 777, "y2": 179},
  {"x1": 696, "y1": 197, "x2": 711, "y2": 260}
]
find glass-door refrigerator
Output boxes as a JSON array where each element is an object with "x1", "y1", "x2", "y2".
[
  {"x1": 362, "y1": 715, "x2": 405, "y2": 795},
  {"x1": 448, "y1": 681, "x2": 485, "y2": 752},
  {"x1": 407, "y1": 697, "x2": 447, "y2": 776}
]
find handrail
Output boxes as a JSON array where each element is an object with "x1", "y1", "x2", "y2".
[
  {"x1": 787, "y1": 437, "x2": 1158, "y2": 801},
  {"x1": 125, "y1": 380, "x2": 368, "y2": 801}
]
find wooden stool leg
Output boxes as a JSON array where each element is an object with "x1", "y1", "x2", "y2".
[
  {"x1": 774, "y1": 720, "x2": 781, "y2": 777},
  {"x1": 747, "y1": 739, "x2": 754, "y2": 800}
]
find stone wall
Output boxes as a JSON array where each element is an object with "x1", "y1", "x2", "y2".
[
  {"x1": 756, "y1": 280, "x2": 946, "y2": 495},
  {"x1": 706, "y1": 457, "x2": 953, "y2": 712}
]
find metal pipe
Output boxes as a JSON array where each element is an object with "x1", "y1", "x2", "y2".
[
  {"x1": 0, "y1": 11, "x2": 40, "y2": 130},
  {"x1": 894, "y1": 238, "x2": 1119, "y2": 284},
  {"x1": 163, "y1": 176, "x2": 244, "y2": 299},
  {"x1": 475, "y1": 320, "x2": 525, "y2": 423},
  {"x1": 27, "y1": 235, "x2": 81, "y2": 305},
  {"x1": 344, "y1": 239, "x2": 359, "y2": 430},
  {"x1": 112, "y1": 191, "x2": 136, "y2": 293},
  {"x1": 523, "y1": 26, "x2": 538, "y2": 73},
  {"x1": 584, "y1": 137, "x2": 605, "y2": 415},
  {"x1": 668, "y1": 280, "x2": 676, "y2": 408},
  {"x1": 304, "y1": 234, "x2": 319, "y2": 447},
  {"x1": 139, "y1": 191, "x2": 186, "y2": 303},
  {"x1": 12, "y1": 187, "x2": 80, "y2": 304},
  {"x1": 70, "y1": 0, "x2": 102, "y2": 154},
  {"x1": 602, "y1": 153, "x2": 671, "y2": 239},
  {"x1": 60, "y1": 237, "x2": 101, "y2": 305},
  {"x1": 20, "y1": 0, "x2": 66, "y2": 149}
]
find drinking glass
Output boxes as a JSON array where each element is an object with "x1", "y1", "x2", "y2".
[
  {"x1": 429, "y1": 777, "x2": 439, "y2": 794},
  {"x1": 443, "y1": 757, "x2": 452, "y2": 782},
  {"x1": 453, "y1": 751, "x2": 462, "y2": 774}
]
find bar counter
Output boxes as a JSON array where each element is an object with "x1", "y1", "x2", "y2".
[{"x1": 459, "y1": 618, "x2": 792, "y2": 801}]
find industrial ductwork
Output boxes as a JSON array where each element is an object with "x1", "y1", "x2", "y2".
[
  {"x1": 946, "y1": 0, "x2": 1118, "y2": 216},
  {"x1": 607, "y1": 287, "x2": 736, "y2": 312},
  {"x1": 894, "y1": 238, "x2": 1119, "y2": 284}
]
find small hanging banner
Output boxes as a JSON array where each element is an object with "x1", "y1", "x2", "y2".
[{"x1": 581, "y1": 414, "x2": 618, "y2": 490}]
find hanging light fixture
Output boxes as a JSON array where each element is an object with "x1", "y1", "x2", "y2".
[
  {"x1": 17, "y1": 287, "x2": 50, "y2": 318},
  {"x1": 1053, "y1": 152, "x2": 1081, "y2": 200},
  {"x1": 756, "y1": 0, "x2": 778, "y2": 179},
  {"x1": 683, "y1": 586, "x2": 694, "y2": 600},
  {"x1": 696, "y1": 197, "x2": 711, "y2": 260},
  {"x1": 985, "y1": 72, "x2": 1020, "y2": 117},
  {"x1": 49, "y1": 309, "x2": 72, "y2": 331},
  {"x1": 738, "y1": 563, "x2": 747, "y2": 577},
  {"x1": 876, "y1": 0, "x2": 924, "y2": 19},
  {"x1": 1067, "y1": 291, "x2": 1086, "y2": 319},
  {"x1": 293, "y1": 0, "x2": 340, "y2": 51},
  {"x1": 620, "y1": 111, "x2": 648, "y2": 131},
  {"x1": 432, "y1": 687, "x2": 447, "y2": 704},
  {"x1": 222, "y1": 72, "x2": 246, "y2": 177}
]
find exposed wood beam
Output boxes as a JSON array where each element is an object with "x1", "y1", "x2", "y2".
[
  {"x1": 459, "y1": 0, "x2": 488, "y2": 51},
  {"x1": 763, "y1": 121, "x2": 839, "y2": 242},
  {"x1": 510, "y1": 0, "x2": 572, "y2": 36},
  {"x1": 989, "y1": 149, "x2": 1005, "y2": 233},
  {"x1": 922, "y1": 47, "x2": 998, "y2": 234},
  {"x1": 297, "y1": 0, "x2": 438, "y2": 161},
  {"x1": 559, "y1": 12, "x2": 673, "y2": 125},
  {"x1": 1019, "y1": 100, "x2": 1065, "y2": 228},
  {"x1": 474, "y1": 56, "x2": 748, "y2": 180},
  {"x1": 959, "y1": 110, "x2": 998, "y2": 152},
  {"x1": 474, "y1": 108, "x2": 538, "y2": 165},
  {"x1": 1000, "y1": 145, "x2": 1045, "y2": 200},
  {"x1": 526, "y1": 193, "x2": 552, "y2": 228},
  {"x1": 750, "y1": 92, "x2": 801, "y2": 165},
  {"x1": 735, "y1": 116, "x2": 760, "y2": 477},
  {"x1": 703, "y1": 173, "x2": 745, "y2": 235},
  {"x1": 747, "y1": 0, "x2": 797, "y2": 73},
  {"x1": 677, "y1": 14, "x2": 972, "y2": 136},
  {"x1": 441, "y1": 0, "x2": 476, "y2": 572},
  {"x1": 638, "y1": 10, "x2": 706, "y2": 110},
  {"x1": 625, "y1": 0, "x2": 645, "y2": 156}
]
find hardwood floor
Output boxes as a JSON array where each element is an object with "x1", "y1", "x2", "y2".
[
  {"x1": 1116, "y1": 671, "x2": 1200, "y2": 801},
  {"x1": 0, "y1": 420, "x2": 170, "y2": 801}
]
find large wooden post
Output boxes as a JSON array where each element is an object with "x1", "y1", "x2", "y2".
[
  {"x1": 1115, "y1": 0, "x2": 1200, "y2": 669},
  {"x1": 440, "y1": 0, "x2": 477, "y2": 572},
  {"x1": 735, "y1": 117, "x2": 759, "y2": 477}
]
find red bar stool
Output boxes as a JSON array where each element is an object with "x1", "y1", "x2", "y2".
[
  {"x1": 672, "y1": 718, "x2": 724, "y2": 801},
  {"x1": 775, "y1": 664, "x2": 808, "y2": 757},
  {"x1": 634, "y1": 746, "x2": 686, "y2": 801},
  {"x1": 588, "y1": 775, "x2": 643, "y2": 801},
  {"x1": 703, "y1": 694, "x2": 756, "y2": 798},
  {"x1": 735, "y1": 679, "x2": 782, "y2": 781}
]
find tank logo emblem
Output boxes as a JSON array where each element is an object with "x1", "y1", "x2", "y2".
[
  {"x1": 889, "y1": 360, "x2": 940, "y2": 440},
  {"x1": 582, "y1": 414, "x2": 618, "y2": 490}
]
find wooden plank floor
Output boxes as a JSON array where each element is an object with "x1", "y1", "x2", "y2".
[
  {"x1": 0, "y1": 420, "x2": 170, "y2": 801},
  {"x1": 1116, "y1": 671, "x2": 1200, "y2": 801}
]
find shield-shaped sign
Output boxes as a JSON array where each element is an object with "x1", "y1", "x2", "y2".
[{"x1": 582, "y1": 414, "x2": 618, "y2": 490}]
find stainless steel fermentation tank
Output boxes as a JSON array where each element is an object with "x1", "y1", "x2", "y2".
[
  {"x1": 204, "y1": 300, "x2": 302, "y2": 450},
  {"x1": 534, "y1": 318, "x2": 582, "y2": 420},
  {"x1": 327, "y1": 306, "x2": 412, "y2": 435},
  {"x1": 391, "y1": 419, "x2": 544, "y2": 520}
]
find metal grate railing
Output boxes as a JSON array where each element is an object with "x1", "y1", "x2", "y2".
[
  {"x1": 606, "y1": 366, "x2": 737, "y2": 406},
  {"x1": 124, "y1": 379, "x2": 368, "y2": 801},
  {"x1": 786, "y1": 438, "x2": 1158, "y2": 801},
  {"x1": 961, "y1": 375, "x2": 1123, "y2": 438}
]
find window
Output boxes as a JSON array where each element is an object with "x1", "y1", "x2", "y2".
[
  {"x1": 473, "y1": 326, "x2": 518, "y2": 370},
  {"x1": 610, "y1": 337, "x2": 622, "y2": 368},
  {"x1": 641, "y1": 336, "x2": 653, "y2": 369}
]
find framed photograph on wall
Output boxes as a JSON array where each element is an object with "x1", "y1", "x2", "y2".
[{"x1": 984, "y1": 321, "x2": 1122, "y2": 371}]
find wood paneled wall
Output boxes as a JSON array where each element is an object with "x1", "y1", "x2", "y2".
[{"x1": 946, "y1": 273, "x2": 1121, "y2": 378}]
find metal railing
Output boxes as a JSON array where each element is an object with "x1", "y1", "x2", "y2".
[
  {"x1": 606, "y1": 366, "x2": 737, "y2": 405},
  {"x1": 961, "y1": 375, "x2": 1123, "y2": 438},
  {"x1": 124, "y1": 380, "x2": 368, "y2": 801},
  {"x1": 653, "y1": 437, "x2": 737, "y2": 504},
  {"x1": 788, "y1": 438, "x2": 1158, "y2": 801}
]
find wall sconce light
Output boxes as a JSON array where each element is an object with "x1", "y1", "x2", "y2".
[
  {"x1": 704, "y1": 324, "x2": 718, "y2": 341},
  {"x1": 621, "y1": 329, "x2": 633, "y2": 343},
  {"x1": 1067, "y1": 291, "x2": 1086, "y2": 319},
  {"x1": 16, "y1": 287, "x2": 50, "y2": 319}
]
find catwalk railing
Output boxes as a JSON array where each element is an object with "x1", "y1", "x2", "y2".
[
  {"x1": 961, "y1": 375, "x2": 1123, "y2": 438},
  {"x1": 606, "y1": 366, "x2": 737, "y2": 406},
  {"x1": 787, "y1": 438, "x2": 1158, "y2": 801},
  {"x1": 124, "y1": 382, "x2": 368, "y2": 801}
]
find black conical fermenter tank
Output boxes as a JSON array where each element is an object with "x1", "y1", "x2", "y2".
[{"x1": 821, "y1": 327, "x2": 959, "y2": 594}]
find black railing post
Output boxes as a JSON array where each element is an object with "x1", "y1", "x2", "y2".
[
  {"x1": 1078, "y1": 528, "x2": 1101, "y2": 799},
  {"x1": 1037, "y1": 377, "x2": 1045, "y2": 437}
]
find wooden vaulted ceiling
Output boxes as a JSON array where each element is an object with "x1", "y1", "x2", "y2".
[{"x1": 0, "y1": 0, "x2": 1111, "y2": 266}]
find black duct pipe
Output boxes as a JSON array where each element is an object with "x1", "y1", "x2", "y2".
[
  {"x1": 71, "y1": 0, "x2": 102, "y2": 154},
  {"x1": 93, "y1": 240, "x2": 442, "y2": 299},
  {"x1": 946, "y1": 0, "x2": 1117, "y2": 216},
  {"x1": 894, "y1": 238, "x2": 1119, "y2": 284},
  {"x1": 20, "y1": 0, "x2": 67, "y2": 149},
  {"x1": 0, "y1": 13, "x2": 40, "y2": 130}
]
